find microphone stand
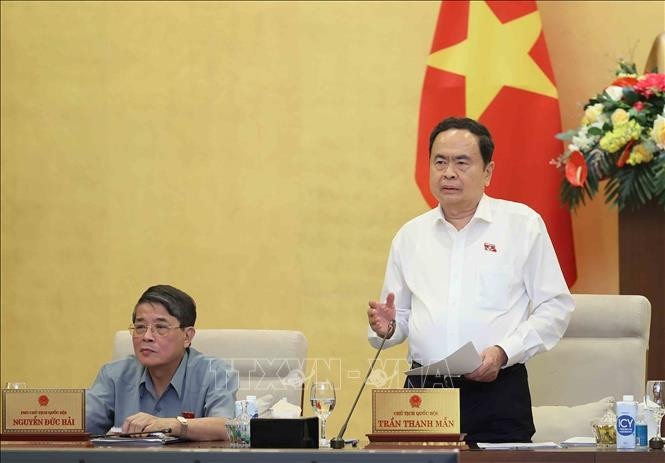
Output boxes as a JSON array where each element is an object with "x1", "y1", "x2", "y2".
[{"x1": 330, "y1": 320, "x2": 396, "y2": 449}]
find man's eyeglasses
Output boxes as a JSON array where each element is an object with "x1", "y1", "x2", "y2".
[{"x1": 128, "y1": 323, "x2": 182, "y2": 337}]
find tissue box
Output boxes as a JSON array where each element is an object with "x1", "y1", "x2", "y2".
[{"x1": 250, "y1": 417, "x2": 319, "y2": 448}]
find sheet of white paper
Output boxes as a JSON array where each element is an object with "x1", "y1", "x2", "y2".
[
  {"x1": 560, "y1": 436, "x2": 596, "y2": 447},
  {"x1": 405, "y1": 341, "x2": 482, "y2": 376},
  {"x1": 477, "y1": 442, "x2": 561, "y2": 450},
  {"x1": 92, "y1": 427, "x2": 182, "y2": 446},
  {"x1": 91, "y1": 433, "x2": 181, "y2": 446}
]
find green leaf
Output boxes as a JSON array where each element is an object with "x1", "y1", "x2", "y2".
[
  {"x1": 560, "y1": 178, "x2": 588, "y2": 210},
  {"x1": 587, "y1": 127, "x2": 603, "y2": 136},
  {"x1": 622, "y1": 89, "x2": 640, "y2": 105},
  {"x1": 629, "y1": 109, "x2": 648, "y2": 125},
  {"x1": 555, "y1": 130, "x2": 577, "y2": 141},
  {"x1": 617, "y1": 61, "x2": 637, "y2": 75}
]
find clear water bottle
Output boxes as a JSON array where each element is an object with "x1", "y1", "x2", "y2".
[
  {"x1": 635, "y1": 414, "x2": 648, "y2": 447},
  {"x1": 616, "y1": 395, "x2": 637, "y2": 449},
  {"x1": 235, "y1": 400, "x2": 244, "y2": 418},
  {"x1": 246, "y1": 395, "x2": 259, "y2": 419},
  {"x1": 236, "y1": 400, "x2": 251, "y2": 447}
]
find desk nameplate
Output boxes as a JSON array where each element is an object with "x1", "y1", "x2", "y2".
[
  {"x1": 372, "y1": 388, "x2": 460, "y2": 434},
  {"x1": 2, "y1": 388, "x2": 85, "y2": 435}
]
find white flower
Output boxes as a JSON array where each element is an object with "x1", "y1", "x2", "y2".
[
  {"x1": 571, "y1": 124, "x2": 601, "y2": 152},
  {"x1": 605, "y1": 85, "x2": 624, "y2": 101},
  {"x1": 651, "y1": 114, "x2": 665, "y2": 149},
  {"x1": 581, "y1": 103, "x2": 605, "y2": 125}
]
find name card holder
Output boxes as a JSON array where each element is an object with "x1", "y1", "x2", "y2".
[
  {"x1": 1, "y1": 388, "x2": 89, "y2": 441},
  {"x1": 367, "y1": 388, "x2": 466, "y2": 449}
]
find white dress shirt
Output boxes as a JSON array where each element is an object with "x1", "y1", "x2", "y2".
[{"x1": 368, "y1": 194, "x2": 574, "y2": 367}]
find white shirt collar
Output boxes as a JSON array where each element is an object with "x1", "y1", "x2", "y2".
[{"x1": 432, "y1": 193, "x2": 494, "y2": 226}]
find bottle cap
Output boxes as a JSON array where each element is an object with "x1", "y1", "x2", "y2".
[{"x1": 622, "y1": 395, "x2": 634, "y2": 401}]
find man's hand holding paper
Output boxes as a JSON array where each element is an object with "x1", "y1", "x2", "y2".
[
  {"x1": 464, "y1": 345, "x2": 508, "y2": 382},
  {"x1": 405, "y1": 342, "x2": 482, "y2": 377}
]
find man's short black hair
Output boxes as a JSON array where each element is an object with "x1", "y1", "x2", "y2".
[
  {"x1": 429, "y1": 117, "x2": 495, "y2": 165},
  {"x1": 132, "y1": 284, "x2": 196, "y2": 327}
]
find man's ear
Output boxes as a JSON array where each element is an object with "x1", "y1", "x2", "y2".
[
  {"x1": 484, "y1": 161, "x2": 495, "y2": 187},
  {"x1": 184, "y1": 327, "x2": 196, "y2": 348}
]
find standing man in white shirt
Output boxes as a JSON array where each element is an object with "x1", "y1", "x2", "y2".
[{"x1": 367, "y1": 117, "x2": 574, "y2": 443}]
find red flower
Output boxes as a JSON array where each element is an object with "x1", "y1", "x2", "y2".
[
  {"x1": 565, "y1": 151, "x2": 588, "y2": 187},
  {"x1": 611, "y1": 76, "x2": 639, "y2": 87},
  {"x1": 616, "y1": 140, "x2": 636, "y2": 168},
  {"x1": 633, "y1": 73, "x2": 665, "y2": 97},
  {"x1": 633, "y1": 101, "x2": 645, "y2": 111}
]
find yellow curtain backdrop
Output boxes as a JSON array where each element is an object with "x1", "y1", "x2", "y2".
[{"x1": 2, "y1": 1, "x2": 663, "y2": 439}]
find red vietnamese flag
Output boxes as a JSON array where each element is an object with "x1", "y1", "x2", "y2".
[{"x1": 415, "y1": 0, "x2": 577, "y2": 286}]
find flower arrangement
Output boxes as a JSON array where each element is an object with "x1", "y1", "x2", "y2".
[{"x1": 553, "y1": 62, "x2": 665, "y2": 211}]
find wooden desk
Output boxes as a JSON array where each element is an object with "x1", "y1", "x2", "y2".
[
  {"x1": 461, "y1": 447, "x2": 663, "y2": 463},
  {"x1": 1, "y1": 440, "x2": 458, "y2": 463},
  {"x1": 2, "y1": 440, "x2": 663, "y2": 463}
]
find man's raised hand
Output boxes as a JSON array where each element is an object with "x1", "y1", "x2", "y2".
[{"x1": 367, "y1": 292, "x2": 396, "y2": 338}]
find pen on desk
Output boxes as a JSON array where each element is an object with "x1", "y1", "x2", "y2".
[{"x1": 89, "y1": 428, "x2": 172, "y2": 439}]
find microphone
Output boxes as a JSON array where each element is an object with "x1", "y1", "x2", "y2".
[{"x1": 330, "y1": 319, "x2": 396, "y2": 449}]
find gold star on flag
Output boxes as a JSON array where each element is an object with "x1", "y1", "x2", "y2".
[{"x1": 427, "y1": 1, "x2": 557, "y2": 119}]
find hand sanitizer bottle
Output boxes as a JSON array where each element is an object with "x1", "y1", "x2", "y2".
[{"x1": 616, "y1": 395, "x2": 637, "y2": 449}]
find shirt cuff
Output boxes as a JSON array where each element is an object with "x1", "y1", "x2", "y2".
[
  {"x1": 497, "y1": 335, "x2": 524, "y2": 368},
  {"x1": 367, "y1": 324, "x2": 403, "y2": 350}
]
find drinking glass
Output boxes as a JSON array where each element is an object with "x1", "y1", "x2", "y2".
[
  {"x1": 645, "y1": 380, "x2": 665, "y2": 449},
  {"x1": 310, "y1": 380, "x2": 336, "y2": 447},
  {"x1": 4, "y1": 382, "x2": 27, "y2": 389}
]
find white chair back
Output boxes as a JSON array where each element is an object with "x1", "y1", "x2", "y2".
[{"x1": 528, "y1": 294, "x2": 651, "y2": 406}]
